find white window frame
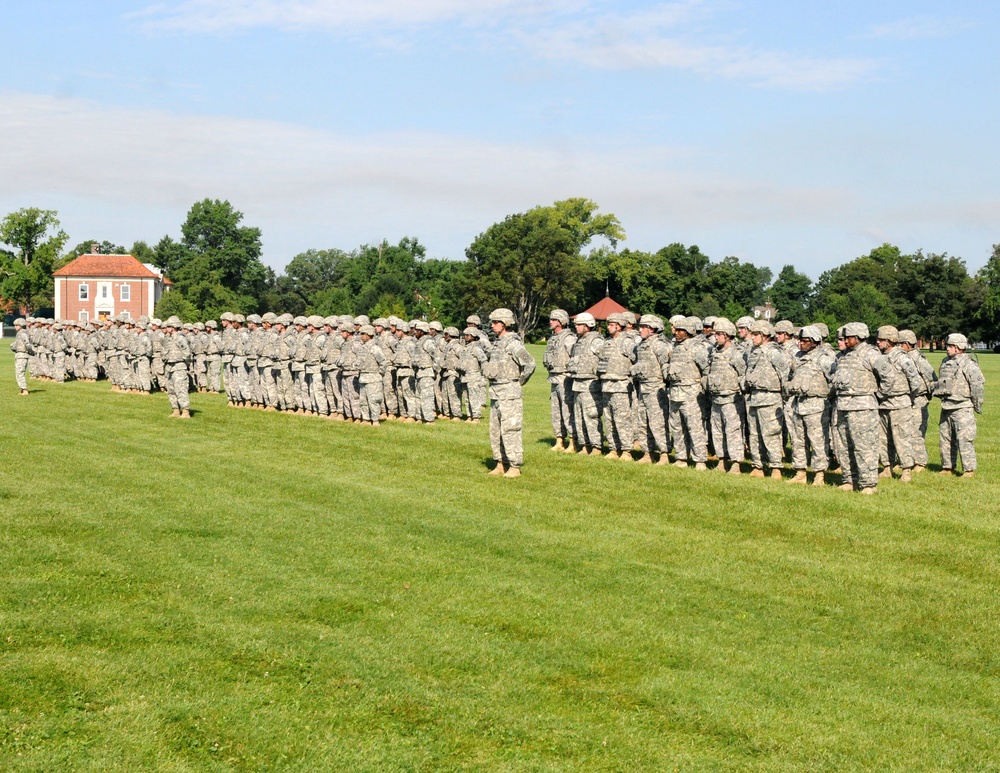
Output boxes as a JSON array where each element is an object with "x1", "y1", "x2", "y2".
[
  {"x1": 120, "y1": 283, "x2": 131, "y2": 302},
  {"x1": 99, "y1": 282, "x2": 111, "y2": 300},
  {"x1": 79, "y1": 282, "x2": 89, "y2": 301}
]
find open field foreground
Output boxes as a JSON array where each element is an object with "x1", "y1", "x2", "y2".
[{"x1": 1, "y1": 346, "x2": 999, "y2": 771}]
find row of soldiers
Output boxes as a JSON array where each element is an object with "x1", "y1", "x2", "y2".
[
  {"x1": 10, "y1": 313, "x2": 499, "y2": 424},
  {"x1": 543, "y1": 310, "x2": 985, "y2": 493}
]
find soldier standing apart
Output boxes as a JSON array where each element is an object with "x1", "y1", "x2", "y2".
[
  {"x1": 597, "y1": 312, "x2": 637, "y2": 459},
  {"x1": 162, "y1": 317, "x2": 192, "y2": 418},
  {"x1": 934, "y1": 333, "x2": 985, "y2": 477},
  {"x1": 875, "y1": 326, "x2": 924, "y2": 482},
  {"x1": 787, "y1": 326, "x2": 834, "y2": 485},
  {"x1": 542, "y1": 309, "x2": 576, "y2": 451},
  {"x1": 743, "y1": 320, "x2": 789, "y2": 479},
  {"x1": 706, "y1": 318, "x2": 746, "y2": 474},
  {"x1": 566, "y1": 312, "x2": 604, "y2": 455},
  {"x1": 830, "y1": 323, "x2": 882, "y2": 494},
  {"x1": 665, "y1": 316, "x2": 709, "y2": 469},
  {"x1": 10, "y1": 318, "x2": 32, "y2": 394},
  {"x1": 483, "y1": 308, "x2": 536, "y2": 478}
]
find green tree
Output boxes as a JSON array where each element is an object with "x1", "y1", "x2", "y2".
[
  {"x1": 464, "y1": 199, "x2": 624, "y2": 335},
  {"x1": 768, "y1": 265, "x2": 813, "y2": 324},
  {"x1": 975, "y1": 244, "x2": 1000, "y2": 342},
  {"x1": 154, "y1": 199, "x2": 269, "y2": 318},
  {"x1": 0, "y1": 207, "x2": 69, "y2": 313}
]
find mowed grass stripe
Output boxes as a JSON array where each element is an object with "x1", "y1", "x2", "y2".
[{"x1": 0, "y1": 346, "x2": 998, "y2": 770}]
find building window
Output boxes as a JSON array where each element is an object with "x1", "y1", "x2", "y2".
[
  {"x1": 100, "y1": 284, "x2": 110, "y2": 299},
  {"x1": 79, "y1": 283, "x2": 89, "y2": 301},
  {"x1": 120, "y1": 283, "x2": 131, "y2": 302},
  {"x1": 120, "y1": 311, "x2": 131, "y2": 320},
  {"x1": 79, "y1": 310, "x2": 89, "y2": 323}
]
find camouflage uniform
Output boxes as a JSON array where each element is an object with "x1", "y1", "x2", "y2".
[
  {"x1": 935, "y1": 335, "x2": 985, "y2": 474},
  {"x1": 743, "y1": 324, "x2": 789, "y2": 474},
  {"x1": 10, "y1": 320, "x2": 32, "y2": 392},
  {"x1": 597, "y1": 314, "x2": 637, "y2": 456},
  {"x1": 458, "y1": 327, "x2": 488, "y2": 421},
  {"x1": 162, "y1": 319, "x2": 192, "y2": 416},
  {"x1": 567, "y1": 319, "x2": 605, "y2": 453},
  {"x1": 322, "y1": 318, "x2": 343, "y2": 417},
  {"x1": 830, "y1": 324, "x2": 884, "y2": 491},
  {"x1": 393, "y1": 323, "x2": 418, "y2": 421},
  {"x1": 632, "y1": 316, "x2": 672, "y2": 461},
  {"x1": 483, "y1": 310, "x2": 536, "y2": 472},
  {"x1": 543, "y1": 312, "x2": 577, "y2": 445},
  {"x1": 706, "y1": 321, "x2": 746, "y2": 467},
  {"x1": 875, "y1": 327, "x2": 924, "y2": 475},
  {"x1": 205, "y1": 322, "x2": 223, "y2": 393},
  {"x1": 900, "y1": 330, "x2": 937, "y2": 468},
  {"x1": 357, "y1": 326, "x2": 387, "y2": 423},
  {"x1": 413, "y1": 323, "x2": 438, "y2": 423},
  {"x1": 437, "y1": 329, "x2": 464, "y2": 419},
  {"x1": 787, "y1": 328, "x2": 835, "y2": 476},
  {"x1": 665, "y1": 325, "x2": 709, "y2": 465}
]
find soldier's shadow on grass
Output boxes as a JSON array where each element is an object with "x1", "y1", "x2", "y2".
[{"x1": 535, "y1": 437, "x2": 557, "y2": 448}]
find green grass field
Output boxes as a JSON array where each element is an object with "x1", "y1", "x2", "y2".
[{"x1": 1, "y1": 345, "x2": 998, "y2": 771}]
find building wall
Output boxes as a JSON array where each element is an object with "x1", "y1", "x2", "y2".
[{"x1": 56, "y1": 277, "x2": 158, "y2": 322}]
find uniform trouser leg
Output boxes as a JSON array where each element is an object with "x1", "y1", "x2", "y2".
[
  {"x1": 417, "y1": 376, "x2": 436, "y2": 421},
  {"x1": 791, "y1": 410, "x2": 829, "y2": 471},
  {"x1": 309, "y1": 370, "x2": 329, "y2": 414},
  {"x1": 838, "y1": 409, "x2": 879, "y2": 488},
  {"x1": 464, "y1": 378, "x2": 486, "y2": 419},
  {"x1": 602, "y1": 389, "x2": 633, "y2": 452},
  {"x1": 14, "y1": 356, "x2": 28, "y2": 390},
  {"x1": 880, "y1": 408, "x2": 916, "y2": 469},
  {"x1": 136, "y1": 359, "x2": 152, "y2": 392},
  {"x1": 490, "y1": 393, "x2": 524, "y2": 467},
  {"x1": 360, "y1": 380, "x2": 383, "y2": 421},
  {"x1": 939, "y1": 407, "x2": 977, "y2": 472},
  {"x1": 670, "y1": 399, "x2": 708, "y2": 462},
  {"x1": 323, "y1": 371, "x2": 339, "y2": 413},
  {"x1": 710, "y1": 400, "x2": 745, "y2": 462},
  {"x1": 572, "y1": 382, "x2": 601, "y2": 449},
  {"x1": 910, "y1": 401, "x2": 929, "y2": 466},
  {"x1": 748, "y1": 403, "x2": 783, "y2": 469},
  {"x1": 639, "y1": 385, "x2": 668, "y2": 454},
  {"x1": 550, "y1": 378, "x2": 573, "y2": 439},
  {"x1": 384, "y1": 369, "x2": 398, "y2": 416}
]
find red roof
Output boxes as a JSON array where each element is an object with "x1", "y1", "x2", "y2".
[
  {"x1": 53, "y1": 253, "x2": 160, "y2": 279},
  {"x1": 579, "y1": 296, "x2": 629, "y2": 321}
]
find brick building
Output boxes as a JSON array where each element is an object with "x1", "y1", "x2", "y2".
[{"x1": 53, "y1": 250, "x2": 170, "y2": 323}]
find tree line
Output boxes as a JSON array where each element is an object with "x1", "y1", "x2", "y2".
[{"x1": 3, "y1": 199, "x2": 1000, "y2": 343}]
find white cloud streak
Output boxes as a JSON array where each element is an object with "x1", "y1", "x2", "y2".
[
  {"x1": 0, "y1": 90, "x2": 862, "y2": 265},
  {"x1": 131, "y1": 0, "x2": 879, "y2": 90},
  {"x1": 864, "y1": 15, "x2": 973, "y2": 41}
]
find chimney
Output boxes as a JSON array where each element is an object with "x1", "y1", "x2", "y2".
[{"x1": 91, "y1": 242, "x2": 100, "y2": 254}]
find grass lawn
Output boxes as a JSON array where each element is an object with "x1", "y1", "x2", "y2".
[{"x1": 1, "y1": 345, "x2": 998, "y2": 771}]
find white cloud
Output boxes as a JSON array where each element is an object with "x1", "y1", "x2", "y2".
[
  {"x1": 522, "y1": 5, "x2": 878, "y2": 90},
  {"x1": 864, "y1": 15, "x2": 973, "y2": 41},
  {"x1": 129, "y1": 0, "x2": 584, "y2": 33},
  {"x1": 5, "y1": 89, "x2": 993, "y2": 274}
]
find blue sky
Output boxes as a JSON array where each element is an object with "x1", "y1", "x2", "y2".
[{"x1": 1, "y1": 1, "x2": 997, "y2": 279}]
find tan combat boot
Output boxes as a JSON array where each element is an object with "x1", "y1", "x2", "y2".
[
  {"x1": 552, "y1": 438, "x2": 564, "y2": 452},
  {"x1": 673, "y1": 459, "x2": 688, "y2": 468},
  {"x1": 913, "y1": 465, "x2": 925, "y2": 474},
  {"x1": 728, "y1": 462, "x2": 742, "y2": 475},
  {"x1": 619, "y1": 451, "x2": 633, "y2": 462},
  {"x1": 899, "y1": 468, "x2": 912, "y2": 483},
  {"x1": 749, "y1": 468, "x2": 765, "y2": 478},
  {"x1": 170, "y1": 408, "x2": 181, "y2": 418},
  {"x1": 811, "y1": 471, "x2": 825, "y2": 487},
  {"x1": 879, "y1": 466, "x2": 893, "y2": 479},
  {"x1": 179, "y1": 409, "x2": 191, "y2": 419},
  {"x1": 564, "y1": 440, "x2": 577, "y2": 453},
  {"x1": 503, "y1": 466, "x2": 521, "y2": 478},
  {"x1": 634, "y1": 453, "x2": 652, "y2": 465},
  {"x1": 789, "y1": 470, "x2": 807, "y2": 484},
  {"x1": 837, "y1": 482, "x2": 854, "y2": 491},
  {"x1": 859, "y1": 486, "x2": 877, "y2": 495},
  {"x1": 769, "y1": 468, "x2": 782, "y2": 481},
  {"x1": 605, "y1": 449, "x2": 620, "y2": 460},
  {"x1": 655, "y1": 454, "x2": 670, "y2": 466},
  {"x1": 694, "y1": 462, "x2": 707, "y2": 471},
  {"x1": 962, "y1": 470, "x2": 975, "y2": 478},
  {"x1": 488, "y1": 463, "x2": 505, "y2": 476}
]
